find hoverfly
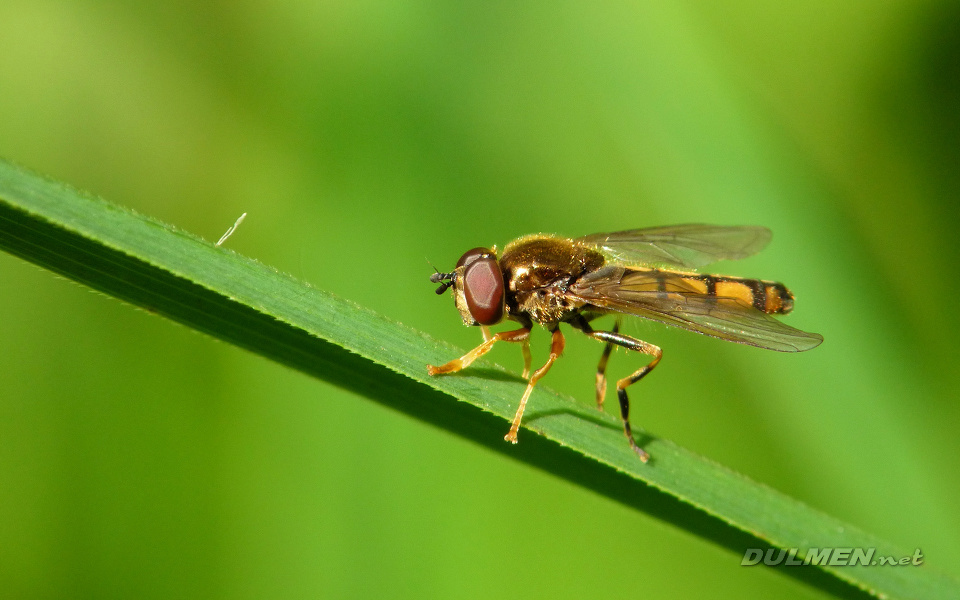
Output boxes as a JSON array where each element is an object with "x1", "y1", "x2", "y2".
[{"x1": 427, "y1": 225, "x2": 822, "y2": 462}]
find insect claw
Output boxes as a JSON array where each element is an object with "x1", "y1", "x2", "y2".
[
  {"x1": 626, "y1": 428, "x2": 650, "y2": 462},
  {"x1": 633, "y1": 445, "x2": 650, "y2": 463}
]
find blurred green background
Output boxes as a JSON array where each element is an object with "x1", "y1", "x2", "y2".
[{"x1": 1, "y1": 1, "x2": 958, "y2": 598}]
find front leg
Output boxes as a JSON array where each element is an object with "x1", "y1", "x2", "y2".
[{"x1": 427, "y1": 327, "x2": 532, "y2": 376}]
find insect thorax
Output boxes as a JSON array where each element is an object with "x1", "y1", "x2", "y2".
[{"x1": 499, "y1": 235, "x2": 605, "y2": 325}]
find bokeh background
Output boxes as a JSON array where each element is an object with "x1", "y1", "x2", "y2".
[{"x1": 1, "y1": 1, "x2": 958, "y2": 598}]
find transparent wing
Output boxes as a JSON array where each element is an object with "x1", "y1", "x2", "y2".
[
  {"x1": 576, "y1": 224, "x2": 772, "y2": 270},
  {"x1": 569, "y1": 266, "x2": 822, "y2": 352}
]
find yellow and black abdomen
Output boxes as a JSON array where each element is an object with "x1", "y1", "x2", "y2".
[
  {"x1": 636, "y1": 269, "x2": 796, "y2": 315},
  {"x1": 706, "y1": 275, "x2": 794, "y2": 315}
]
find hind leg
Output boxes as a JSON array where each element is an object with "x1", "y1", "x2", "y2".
[{"x1": 573, "y1": 317, "x2": 661, "y2": 462}]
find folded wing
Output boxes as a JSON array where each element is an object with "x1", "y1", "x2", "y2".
[{"x1": 569, "y1": 266, "x2": 823, "y2": 352}]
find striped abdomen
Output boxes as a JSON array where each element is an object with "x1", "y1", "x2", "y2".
[{"x1": 637, "y1": 269, "x2": 795, "y2": 315}]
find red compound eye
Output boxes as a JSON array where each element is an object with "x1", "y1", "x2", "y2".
[
  {"x1": 462, "y1": 254, "x2": 505, "y2": 326},
  {"x1": 456, "y1": 247, "x2": 489, "y2": 270}
]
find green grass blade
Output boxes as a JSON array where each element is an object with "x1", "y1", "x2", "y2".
[{"x1": 0, "y1": 158, "x2": 954, "y2": 600}]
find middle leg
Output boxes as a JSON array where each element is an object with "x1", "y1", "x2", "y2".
[
  {"x1": 594, "y1": 318, "x2": 622, "y2": 410},
  {"x1": 504, "y1": 327, "x2": 565, "y2": 444}
]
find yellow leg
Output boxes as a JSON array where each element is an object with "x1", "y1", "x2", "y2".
[
  {"x1": 520, "y1": 340, "x2": 532, "y2": 379},
  {"x1": 427, "y1": 327, "x2": 531, "y2": 376},
  {"x1": 505, "y1": 328, "x2": 565, "y2": 443}
]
